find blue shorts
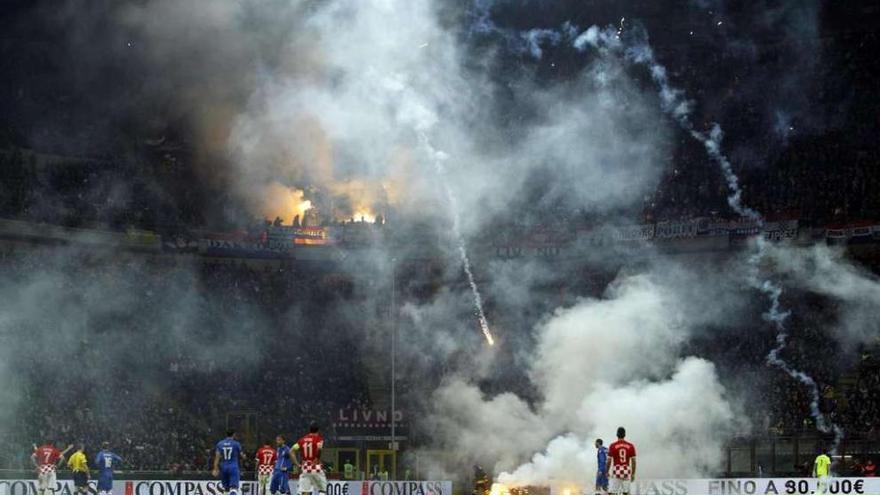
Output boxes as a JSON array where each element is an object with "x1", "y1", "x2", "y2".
[
  {"x1": 98, "y1": 474, "x2": 114, "y2": 491},
  {"x1": 596, "y1": 474, "x2": 608, "y2": 490},
  {"x1": 220, "y1": 465, "x2": 240, "y2": 490},
  {"x1": 270, "y1": 470, "x2": 290, "y2": 494}
]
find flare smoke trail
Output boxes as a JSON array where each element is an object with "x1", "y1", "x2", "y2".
[
  {"x1": 418, "y1": 132, "x2": 494, "y2": 346},
  {"x1": 583, "y1": 24, "x2": 846, "y2": 449},
  {"x1": 470, "y1": 6, "x2": 844, "y2": 465}
]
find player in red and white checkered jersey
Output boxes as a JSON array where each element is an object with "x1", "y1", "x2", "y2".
[
  {"x1": 605, "y1": 427, "x2": 636, "y2": 495},
  {"x1": 255, "y1": 440, "x2": 277, "y2": 495},
  {"x1": 292, "y1": 422, "x2": 327, "y2": 495},
  {"x1": 31, "y1": 442, "x2": 74, "y2": 495}
]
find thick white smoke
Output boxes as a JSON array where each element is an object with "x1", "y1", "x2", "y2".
[
  {"x1": 503, "y1": 358, "x2": 736, "y2": 485},
  {"x1": 424, "y1": 273, "x2": 742, "y2": 482}
]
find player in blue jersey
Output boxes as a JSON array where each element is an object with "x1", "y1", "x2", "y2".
[
  {"x1": 595, "y1": 438, "x2": 609, "y2": 494},
  {"x1": 270, "y1": 435, "x2": 293, "y2": 495},
  {"x1": 212, "y1": 429, "x2": 244, "y2": 495},
  {"x1": 95, "y1": 442, "x2": 124, "y2": 495}
]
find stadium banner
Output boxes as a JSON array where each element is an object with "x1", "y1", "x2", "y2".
[
  {"x1": 333, "y1": 403, "x2": 407, "y2": 438},
  {"x1": 0, "y1": 480, "x2": 453, "y2": 495},
  {"x1": 545, "y1": 478, "x2": 880, "y2": 495},
  {"x1": 654, "y1": 222, "x2": 699, "y2": 239},
  {"x1": 199, "y1": 238, "x2": 294, "y2": 259},
  {"x1": 763, "y1": 220, "x2": 799, "y2": 242},
  {"x1": 611, "y1": 224, "x2": 655, "y2": 242}
]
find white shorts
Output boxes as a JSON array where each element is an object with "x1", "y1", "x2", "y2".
[
  {"x1": 38, "y1": 471, "x2": 57, "y2": 491},
  {"x1": 608, "y1": 477, "x2": 631, "y2": 494},
  {"x1": 298, "y1": 472, "x2": 327, "y2": 494},
  {"x1": 258, "y1": 473, "x2": 271, "y2": 485}
]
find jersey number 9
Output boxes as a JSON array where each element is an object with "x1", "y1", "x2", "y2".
[{"x1": 617, "y1": 449, "x2": 627, "y2": 464}]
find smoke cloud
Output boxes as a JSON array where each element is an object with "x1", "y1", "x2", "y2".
[{"x1": 420, "y1": 271, "x2": 743, "y2": 482}]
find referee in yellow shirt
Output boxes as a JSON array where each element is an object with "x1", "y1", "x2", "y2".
[
  {"x1": 813, "y1": 446, "x2": 832, "y2": 495},
  {"x1": 67, "y1": 444, "x2": 89, "y2": 495}
]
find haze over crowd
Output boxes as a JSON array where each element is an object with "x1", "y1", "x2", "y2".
[{"x1": 0, "y1": 0, "x2": 879, "y2": 484}]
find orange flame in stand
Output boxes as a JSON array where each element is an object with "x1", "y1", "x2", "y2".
[
  {"x1": 260, "y1": 182, "x2": 313, "y2": 225},
  {"x1": 327, "y1": 179, "x2": 390, "y2": 223},
  {"x1": 350, "y1": 209, "x2": 377, "y2": 223},
  {"x1": 490, "y1": 484, "x2": 510, "y2": 495},
  {"x1": 260, "y1": 177, "x2": 395, "y2": 226}
]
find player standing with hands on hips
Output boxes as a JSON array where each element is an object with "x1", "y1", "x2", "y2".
[
  {"x1": 292, "y1": 422, "x2": 327, "y2": 495},
  {"x1": 213, "y1": 430, "x2": 245, "y2": 495},
  {"x1": 606, "y1": 427, "x2": 636, "y2": 495}
]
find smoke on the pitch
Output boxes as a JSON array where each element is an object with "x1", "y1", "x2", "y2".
[{"x1": 418, "y1": 269, "x2": 746, "y2": 481}]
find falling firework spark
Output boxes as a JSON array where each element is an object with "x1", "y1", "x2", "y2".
[
  {"x1": 459, "y1": 242, "x2": 495, "y2": 346},
  {"x1": 418, "y1": 132, "x2": 495, "y2": 346}
]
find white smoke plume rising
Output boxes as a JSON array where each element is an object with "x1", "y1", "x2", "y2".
[
  {"x1": 502, "y1": 358, "x2": 736, "y2": 485},
  {"x1": 425, "y1": 273, "x2": 742, "y2": 483},
  {"x1": 215, "y1": 0, "x2": 669, "y2": 233},
  {"x1": 217, "y1": 0, "x2": 669, "y2": 347}
]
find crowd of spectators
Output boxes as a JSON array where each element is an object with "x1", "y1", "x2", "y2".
[
  {"x1": 642, "y1": 133, "x2": 880, "y2": 226},
  {"x1": 842, "y1": 354, "x2": 880, "y2": 438},
  {"x1": 676, "y1": 285, "x2": 880, "y2": 445},
  {"x1": 0, "y1": 249, "x2": 370, "y2": 472}
]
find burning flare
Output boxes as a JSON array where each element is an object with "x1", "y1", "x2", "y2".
[
  {"x1": 490, "y1": 484, "x2": 510, "y2": 495},
  {"x1": 350, "y1": 209, "x2": 377, "y2": 223},
  {"x1": 261, "y1": 182, "x2": 312, "y2": 224}
]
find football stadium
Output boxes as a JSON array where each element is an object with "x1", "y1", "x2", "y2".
[{"x1": 0, "y1": 1, "x2": 879, "y2": 495}]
